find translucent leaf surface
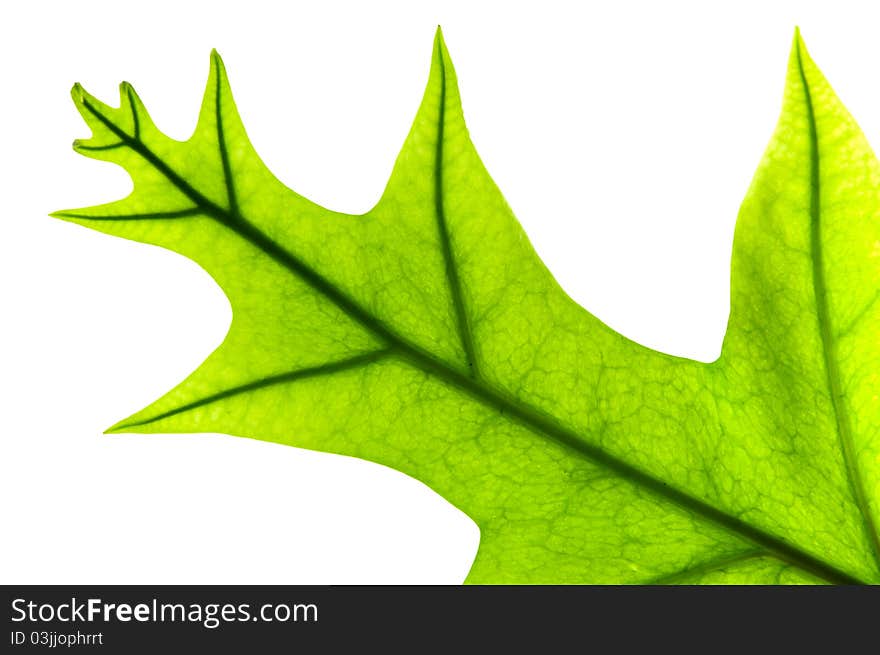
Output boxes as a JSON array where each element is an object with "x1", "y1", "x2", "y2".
[{"x1": 55, "y1": 29, "x2": 880, "y2": 584}]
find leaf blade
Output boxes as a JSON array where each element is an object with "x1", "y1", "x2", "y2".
[{"x1": 56, "y1": 29, "x2": 880, "y2": 584}]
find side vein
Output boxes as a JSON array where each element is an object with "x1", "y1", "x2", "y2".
[
  {"x1": 125, "y1": 84, "x2": 140, "y2": 140},
  {"x1": 54, "y1": 208, "x2": 202, "y2": 221},
  {"x1": 797, "y1": 44, "x2": 880, "y2": 572},
  {"x1": 643, "y1": 549, "x2": 765, "y2": 585},
  {"x1": 116, "y1": 349, "x2": 392, "y2": 428},
  {"x1": 214, "y1": 57, "x2": 240, "y2": 215},
  {"x1": 75, "y1": 142, "x2": 125, "y2": 152},
  {"x1": 433, "y1": 43, "x2": 479, "y2": 378}
]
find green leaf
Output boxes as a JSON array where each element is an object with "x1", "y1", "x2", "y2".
[{"x1": 55, "y1": 28, "x2": 880, "y2": 584}]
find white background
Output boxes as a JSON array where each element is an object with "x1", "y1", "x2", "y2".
[{"x1": 2, "y1": 0, "x2": 880, "y2": 583}]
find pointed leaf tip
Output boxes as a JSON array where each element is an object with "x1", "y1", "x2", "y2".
[
  {"x1": 69, "y1": 82, "x2": 104, "y2": 112},
  {"x1": 209, "y1": 49, "x2": 230, "y2": 86},
  {"x1": 435, "y1": 26, "x2": 447, "y2": 48},
  {"x1": 786, "y1": 29, "x2": 806, "y2": 84},
  {"x1": 791, "y1": 26, "x2": 813, "y2": 63},
  {"x1": 432, "y1": 26, "x2": 453, "y2": 71},
  {"x1": 104, "y1": 418, "x2": 130, "y2": 434},
  {"x1": 119, "y1": 81, "x2": 136, "y2": 106}
]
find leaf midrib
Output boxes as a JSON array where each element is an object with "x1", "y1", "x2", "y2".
[
  {"x1": 796, "y1": 44, "x2": 880, "y2": 570},
  {"x1": 76, "y1": 92, "x2": 865, "y2": 585}
]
